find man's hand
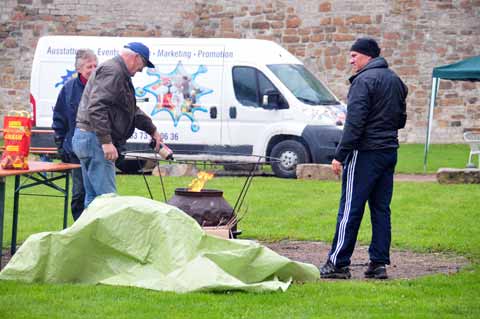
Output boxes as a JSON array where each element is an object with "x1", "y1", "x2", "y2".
[
  {"x1": 331, "y1": 159, "x2": 342, "y2": 176},
  {"x1": 151, "y1": 130, "x2": 163, "y2": 152},
  {"x1": 102, "y1": 143, "x2": 118, "y2": 161}
]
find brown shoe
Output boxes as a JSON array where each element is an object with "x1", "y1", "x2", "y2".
[{"x1": 364, "y1": 262, "x2": 388, "y2": 279}]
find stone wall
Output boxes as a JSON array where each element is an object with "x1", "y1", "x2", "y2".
[{"x1": 1, "y1": 0, "x2": 479, "y2": 143}]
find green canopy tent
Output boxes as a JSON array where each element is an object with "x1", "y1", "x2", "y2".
[{"x1": 423, "y1": 55, "x2": 480, "y2": 172}]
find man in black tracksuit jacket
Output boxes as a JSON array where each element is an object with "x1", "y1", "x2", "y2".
[{"x1": 321, "y1": 38, "x2": 408, "y2": 279}]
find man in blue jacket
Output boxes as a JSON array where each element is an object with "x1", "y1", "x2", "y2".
[
  {"x1": 52, "y1": 49, "x2": 98, "y2": 220},
  {"x1": 320, "y1": 38, "x2": 408, "y2": 279}
]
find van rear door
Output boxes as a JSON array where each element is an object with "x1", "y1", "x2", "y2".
[{"x1": 31, "y1": 43, "x2": 77, "y2": 128}]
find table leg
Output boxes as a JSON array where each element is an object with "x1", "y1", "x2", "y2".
[
  {"x1": 63, "y1": 171, "x2": 70, "y2": 229},
  {"x1": 11, "y1": 175, "x2": 20, "y2": 255},
  {"x1": 0, "y1": 177, "x2": 5, "y2": 270}
]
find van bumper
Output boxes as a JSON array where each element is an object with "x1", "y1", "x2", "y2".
[{"x1": 301, "y1": 125, "x2": 343, "y2": 164}]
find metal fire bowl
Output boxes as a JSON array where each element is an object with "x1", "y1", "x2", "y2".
[{"x1": 167, "y1": 188, "x2": 234, "y2": 227}]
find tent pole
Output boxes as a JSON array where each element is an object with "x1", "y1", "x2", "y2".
[{"x1": 424, "y1": 77, "x2": 439, "y2": 173}]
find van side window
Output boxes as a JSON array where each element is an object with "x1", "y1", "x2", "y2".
[
  {"x1": 232, "y1": 67, "x2": 259, "y2": 107},
  {"x1": 258, "y1": 72, "x2": 275, "y2": 96},
  {"x1": 232, "y1": 66, "x2": 281, "y2": 108}
]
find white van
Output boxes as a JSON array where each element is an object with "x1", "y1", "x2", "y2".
[{"x1": 30, "y1": 36, "x2": 345, "y2": 178}]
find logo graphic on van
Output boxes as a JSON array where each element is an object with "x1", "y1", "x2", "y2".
[
  {"x1": 135, "y1": 61, "x2": 212, "y2": 132},
  {"x1": 55, "y1": 69, "x2": 77, "y2": 88}
]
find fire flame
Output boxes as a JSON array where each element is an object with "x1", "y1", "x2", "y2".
[{"x1": 188, "y1": 171, "x2": 214, "y2": 192}]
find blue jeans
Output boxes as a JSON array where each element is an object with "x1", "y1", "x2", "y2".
[{"x1": 72, "y1": 129, "x2": 116, "y2": 208}]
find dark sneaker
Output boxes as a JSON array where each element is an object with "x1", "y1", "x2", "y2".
[
  {"x1": 320, "y1": 260, "x2": 351, "y2": 279},
  {"x1": 364, "y1": 262, "x2": 388, "y2": 279}
]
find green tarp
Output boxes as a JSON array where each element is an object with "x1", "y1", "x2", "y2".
[{"x1": 0, "y1": 195, "x2": 319, "y2": 292}]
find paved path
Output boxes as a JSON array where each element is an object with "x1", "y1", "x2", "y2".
[{"x1": 394, "y1": 173, "x2": 437, "y2": 182}]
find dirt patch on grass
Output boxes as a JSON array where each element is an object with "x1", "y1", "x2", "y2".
[
  {"x1": 1, "y1": 249, "x2": 13, "y2": 270},
  {"x1": 2, "y1": 242, "x2": 468, "y2": 280},
  {"x1": 264, "y1": 240, "x2": 469, "y2": 280}
]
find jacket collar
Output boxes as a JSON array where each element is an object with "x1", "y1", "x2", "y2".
[
  {"x1": 113, "y1": 55, "x2": 132, "y2": 78},
  {"x1": 78, "y1": 74, "x2": 88, "y2": 85},
  {"x1": 349, "y1": 57, "x2": 388, "y2": 83}
]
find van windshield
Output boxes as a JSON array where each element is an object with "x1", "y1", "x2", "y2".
[{"x1": 267, "y1": 64, "x2": 340, "y2": 106}]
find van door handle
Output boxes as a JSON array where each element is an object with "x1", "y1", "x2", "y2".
[
  {"x1": 229, "y1": 106, "x2": 237, "y2": 119},
  {"x1": 210, "y1": 106, "x2": 217, "y2": 119}
]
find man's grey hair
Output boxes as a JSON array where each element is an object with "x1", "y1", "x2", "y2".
[
  {"x1": 75, "y1": 49, "x2": 98, "y2": 70},
  {"x1": 120, "y1": 47, "x2": 138, "y2": 57}
]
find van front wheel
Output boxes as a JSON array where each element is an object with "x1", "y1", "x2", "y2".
[{"x1": 270, "y1": 140, "x2": 309, "y2": 178}]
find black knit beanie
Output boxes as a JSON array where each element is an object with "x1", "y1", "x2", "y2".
[{"x1": 350, "y1": 38, "x2": 380, "y2": 58}]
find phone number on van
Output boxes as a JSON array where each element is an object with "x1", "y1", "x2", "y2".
[{"x1": 131, "y1": 131, "x2": 179, "y2": 141}]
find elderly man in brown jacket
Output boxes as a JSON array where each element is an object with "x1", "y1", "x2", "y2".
[{"x1": 73, "y1": 42, "x2": 163, "y2": 208}]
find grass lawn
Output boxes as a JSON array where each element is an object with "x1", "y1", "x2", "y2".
[
  {"x1": 0, "y1": 144, "x2": 479, "y2": 318},
  {"x1": 396, "y1": 143, "x2": 470, "y2": 174}
]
